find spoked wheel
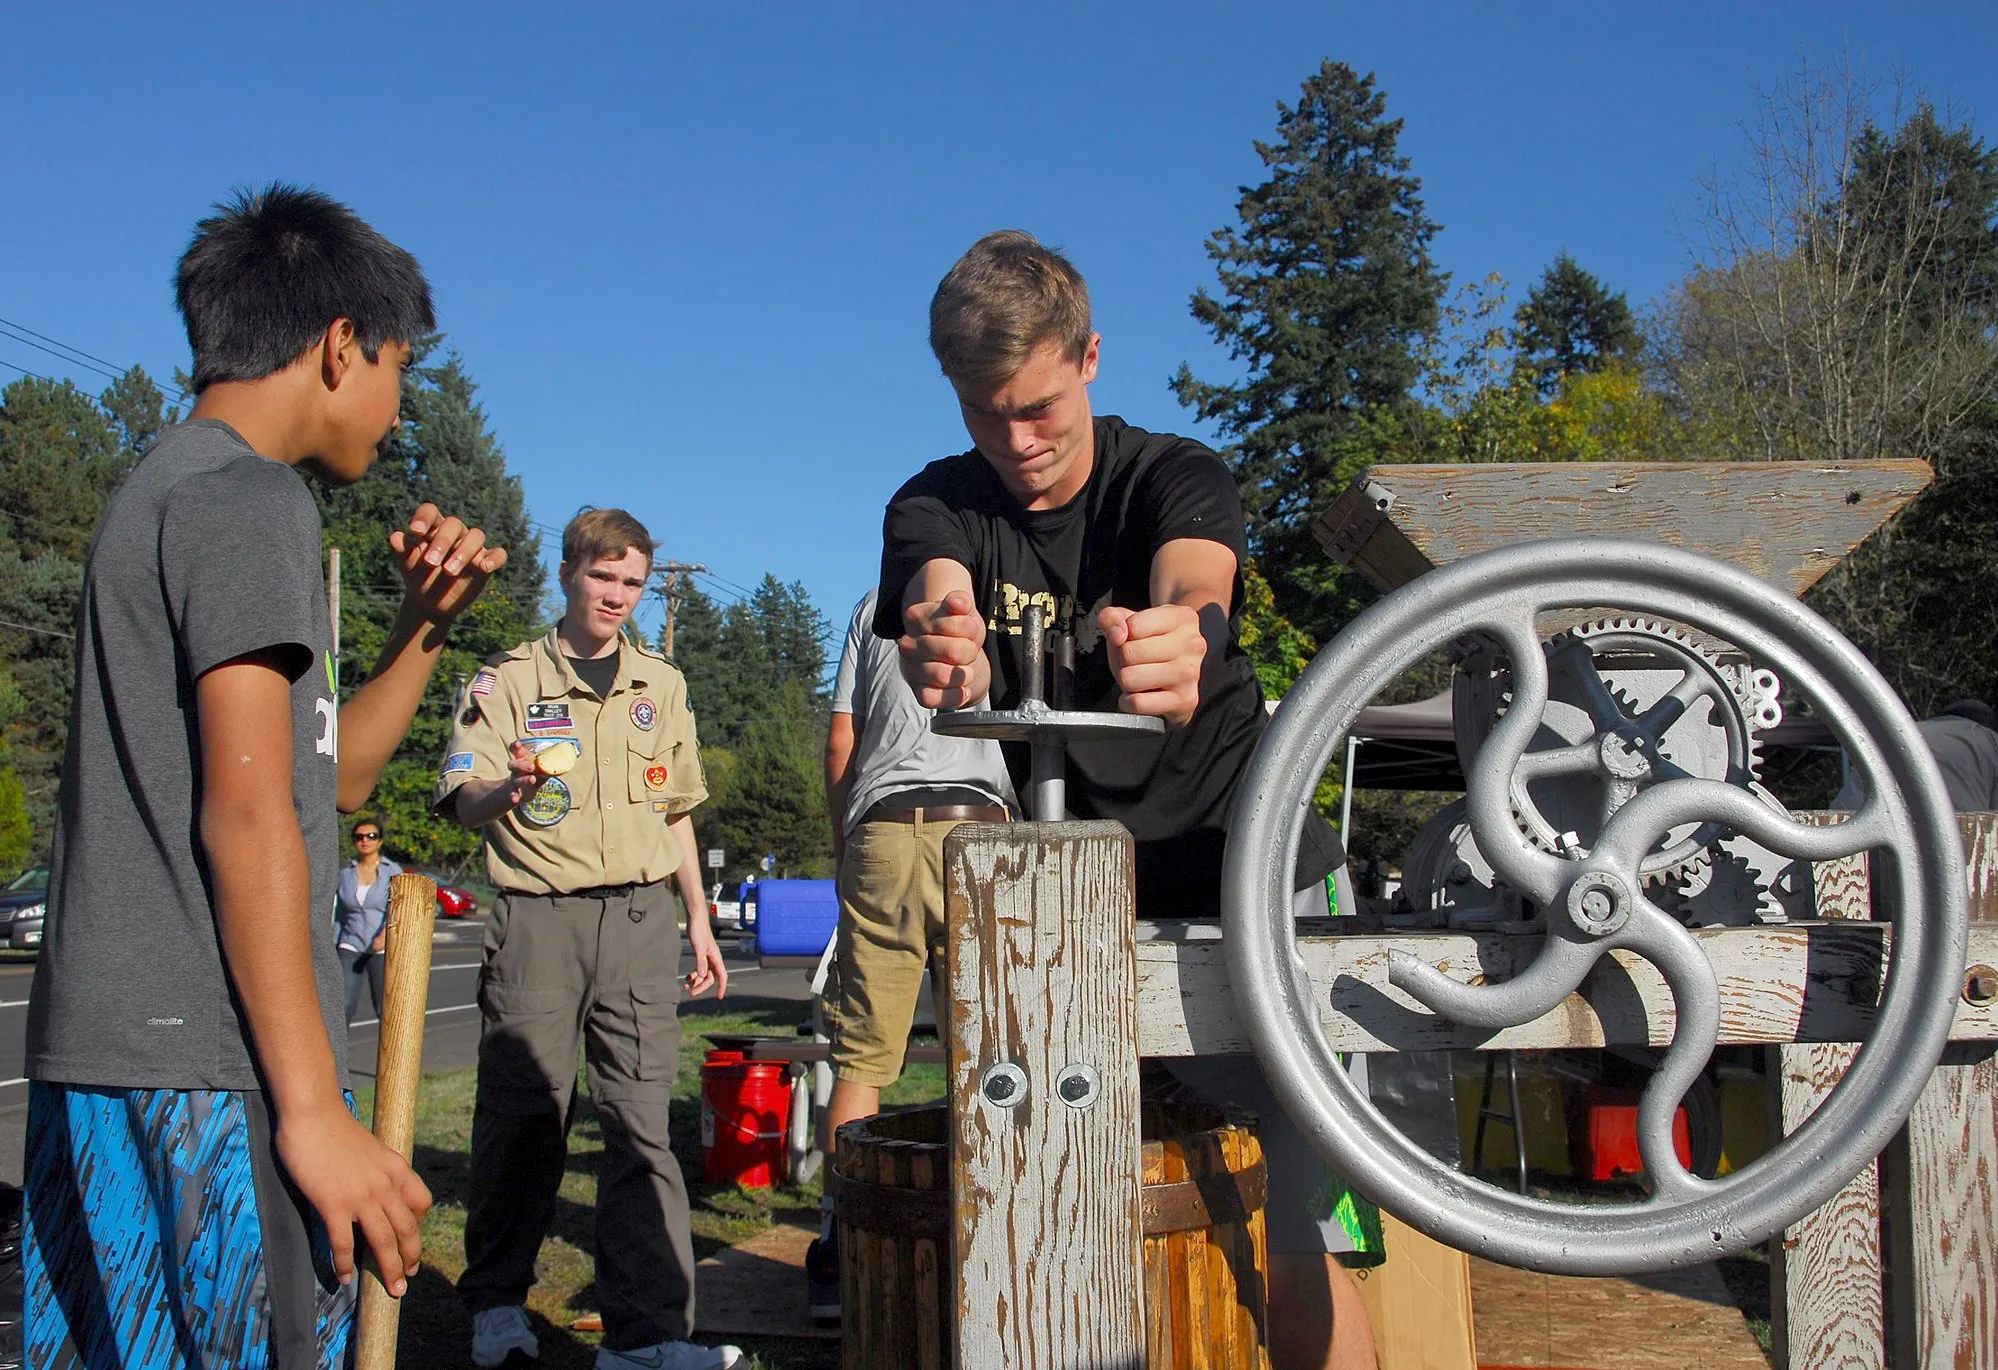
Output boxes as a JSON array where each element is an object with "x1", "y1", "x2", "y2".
[{"x1": 1224, "y1": 538, "x2": 1966, "y2": 1274}]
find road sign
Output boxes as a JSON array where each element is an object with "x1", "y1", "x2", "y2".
[{"x1": 706, "y1": 848, "x2": 724, "y2": 869}]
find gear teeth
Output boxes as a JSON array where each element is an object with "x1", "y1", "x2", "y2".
[{"x1": 1491, "y1": 615, "x2": 1765, "y2": 882}]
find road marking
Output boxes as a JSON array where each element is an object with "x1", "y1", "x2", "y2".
[
  {"x1": 0, "y1": 962, "x2": 480, "y2": 1010},
  {"x1": 346, "y1": 1004, "x2": 480, "y2": 1030}
]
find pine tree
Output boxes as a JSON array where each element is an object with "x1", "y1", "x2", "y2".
[
  {"x1": 715, "y1": 678, "x2": 831, "y2": 878},
  {"x1": 0, "y1": 374, "x2": 133, "y2": 856},
  {"x1": 1172, "y1": 59, "x2": 1447, "y2": 642},
  {"x1": 0, "y1": 663, "x2": 31, "y2": 877},
  {"x1": 1513, "y1": 253, "x2": 1641, "y2": 394}
]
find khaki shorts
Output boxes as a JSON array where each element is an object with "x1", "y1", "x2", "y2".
[{"x1": 823, "y1": 813, "x2": 970, "y2": 1086}]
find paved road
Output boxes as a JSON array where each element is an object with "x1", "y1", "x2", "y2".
[{"x1": 0, "y1": 921, "x2": 808, "y2": 1187}]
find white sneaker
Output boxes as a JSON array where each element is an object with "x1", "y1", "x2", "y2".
[
  {"x1": 594, "y1": 1341, "x2": 745, "y2": 1370},
  {"x1": 472, "y1": 1305, "x2": 540, "y2": 1367}
]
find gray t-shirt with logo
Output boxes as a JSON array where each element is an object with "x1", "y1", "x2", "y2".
[
  {"x1": 27, "y1": 420, "x2": 347, "y2": 1091},
  {"x1": 832, "y1": 590, "x2": 1013, "y2": 838}
]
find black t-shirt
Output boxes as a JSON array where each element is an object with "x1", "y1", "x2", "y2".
[
  {"x1": 567, "y1": 646, "x2": 621, "y2": 700},
  {"x1": 876, "y1": 415, "x2": 1342, "y2": 917}
]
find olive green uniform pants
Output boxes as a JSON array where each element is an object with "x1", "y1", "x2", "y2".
[{"x1": 458, "y1": 882, "x2": 693, "y2": 1351}]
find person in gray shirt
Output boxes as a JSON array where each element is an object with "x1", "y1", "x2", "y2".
[
  {"x1": 24, "y1": 185, "x2": 506, "y2": 1368},
  {"x1": 1833, "y1": 698, "x2": 1998, "y2": 813},
  {"x1": 807, "y1": 588, "x2": 1013, "y2": 1320}
]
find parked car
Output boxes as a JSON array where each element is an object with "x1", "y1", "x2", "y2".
[
  {"x1": 0, "y1": 867, "x2": 49, "y2": 952},
  {"x1": 708, "y1": 879, "x2": 763, "y2": 936}
]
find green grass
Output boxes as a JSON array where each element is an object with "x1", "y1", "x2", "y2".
[{"x1": 366, "y1": 994, "x2": 943, "y2": 1369}]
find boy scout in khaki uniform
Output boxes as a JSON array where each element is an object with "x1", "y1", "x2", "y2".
[{"x1": 437, "y1": 508, "x2": 740, "y2": 1370}]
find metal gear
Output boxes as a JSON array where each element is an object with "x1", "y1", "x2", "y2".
[{"x1": 1457, "y1": 616, "x2": 1771, "y2": 882}]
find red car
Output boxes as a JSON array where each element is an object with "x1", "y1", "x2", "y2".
[{"x1": 435, "y1": 882, "x2": 479, "y2": 919}]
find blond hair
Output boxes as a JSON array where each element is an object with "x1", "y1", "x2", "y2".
[
  {"x1": 929, "y1": 230, "x2": 1093, "y2": 386},
  {"x1": 562, "y1": 507, "x2": 654, "y2": 570}
]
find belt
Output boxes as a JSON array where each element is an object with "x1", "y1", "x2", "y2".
[
  {"x1": 860, "y1": 802, "x2": 1011, "y2": 825},
  {"x1": 567, "y1": 882, "x2": 640, "y2": 900}
]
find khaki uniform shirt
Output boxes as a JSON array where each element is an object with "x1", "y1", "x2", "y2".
[{"x1": 435, "y1": 629, "x2": 708, "y2": 895}]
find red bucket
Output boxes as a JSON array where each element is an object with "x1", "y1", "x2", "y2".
[{"x1": 699, "y1": 1049, "x2": 790, "y2": 1187}]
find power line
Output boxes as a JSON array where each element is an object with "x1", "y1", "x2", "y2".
[
  {"x1": 0, "y1": 356, "x2": 56, "y2": 384},
  {"x1": 694, "y1": 569, "x2": 756, "y2": 601},
  {"x1": 0, "y1": 326, "x2": 126, "y2": 388},
  {"x1": 0, "y1": 315, "x2": 187, "y2": 402}
]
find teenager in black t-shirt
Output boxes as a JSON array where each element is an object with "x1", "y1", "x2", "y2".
[
  {"x1": 877, "y1": 230, "x2": 1376, "y2": 1370},
  {"x1": 877, "y1": 351, "x2": 1342, "y2": 922}
]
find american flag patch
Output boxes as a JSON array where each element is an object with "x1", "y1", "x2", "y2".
[{"x1": 471, "y1": 668, "x2": 498, "y2": 697}]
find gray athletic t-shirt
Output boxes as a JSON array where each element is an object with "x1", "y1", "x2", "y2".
[
  {"x1": 1833, "y1": 713, "x2": 1998, "y2": 814},
  {"x1": 27, "y1": 420, "x2": 347, "y2": 1091},
  {"x1": 832, "y1": 590, "x2": 1012, "y2": 838}
]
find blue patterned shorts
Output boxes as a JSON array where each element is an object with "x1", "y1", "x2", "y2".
[{"x1": 23, "y1": 1082, "x2": 360, "y2": 1369}]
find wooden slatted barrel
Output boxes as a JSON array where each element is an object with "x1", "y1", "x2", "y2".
[{"x1": 836, "y1": 1098, "x2": 1269, "y2": 1368}]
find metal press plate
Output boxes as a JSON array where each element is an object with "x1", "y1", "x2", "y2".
[{"x1": 933, "y1": 708, "x2": 1166, "y2": 742}]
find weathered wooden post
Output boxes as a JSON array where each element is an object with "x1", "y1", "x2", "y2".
[
  {"x1": 934, "y1": 604, "x2": 1156, "y2": 1370},
  {"x1": 945, "y1": 821, "x2": 1146, "y2": 1370}
]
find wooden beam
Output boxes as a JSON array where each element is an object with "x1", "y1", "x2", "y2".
[
  {"x1": 1772, "y1": 831, "x2": 1882, "y2": 1370},
  {"x1": 1885, "y1": 814, "x2": 1998, "y2": 1369},
  {"x1": 946, "y1": 822, "x2": 1146, "y2": 1370},
  {"x1": 1313, "y1": 460, "x2": 1933, "y2": 596},
  {"x1": 1131, "y1": 922, "x2": 1998, "y2": 1056}
]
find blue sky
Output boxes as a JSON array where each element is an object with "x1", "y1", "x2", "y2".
[{"x1": 4, "y1": 3, "x2": 1994, "y2": 638}]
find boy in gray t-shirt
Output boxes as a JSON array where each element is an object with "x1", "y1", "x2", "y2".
[{"x1": 23, "y1": 185, "x2": 508, "y2": 1368}]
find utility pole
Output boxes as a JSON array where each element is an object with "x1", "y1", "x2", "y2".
[{"x1": 653, "y1": 560, "x2": 708, "y2": 658}]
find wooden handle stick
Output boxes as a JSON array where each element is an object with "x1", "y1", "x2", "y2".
[{"x1": 356, "y1": 872, "x2": 438, "y2": 1370}]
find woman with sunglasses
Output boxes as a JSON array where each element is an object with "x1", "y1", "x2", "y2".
[{"x1": 334, "y1": 816, "x2": 401, "y2": 1023}]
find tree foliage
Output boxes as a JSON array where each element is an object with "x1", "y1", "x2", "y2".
[
  {"x1": 0, "y1": 369, "x2": 176, "y2": 857},
  {"x1": 667, "y1": 577, "x2": 829, "y2": 751},
  {"x1": 1657, "y1": 75, "x2": 1998, "y2": 468},
  {"x1": 1406, "y1": 275, "x2": 1675, "y2": 467},
  {"x1": 1173, "y1": 58, "x2": 1447, "y2": 644},
  {"x1": 709, "y1": 678, "x2": 831, "y2": 881},
  {"x1": 1653, "y1": 69, "x2": 1998, "y2": 711},
  {"x1": 0, "y1": 662, "x2": 31, "y2": 877},
  {"x1": 1514, "y1": 252, "x2": 1641, "y2": 394},
  {"x1": 315, "y1": 341, "x2": 547, "y2": 873},
  {"x1": 665, "y1": 576, "x2": 834, "y2": 883}
]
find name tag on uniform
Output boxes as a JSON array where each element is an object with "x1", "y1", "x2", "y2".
[{"x1": 526, "y1": 702, "x2": 575, "y2": 734}]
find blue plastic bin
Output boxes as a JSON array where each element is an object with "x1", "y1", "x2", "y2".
[{"x1": 750, "y1": 878, "x2": 838, "y2": 957}]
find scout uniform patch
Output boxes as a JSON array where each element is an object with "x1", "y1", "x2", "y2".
[
  {"x1": 526, "y1": 702, "x2": 574, "y2": 734},
  {"x1": 630, "y1": 697, "x2": 656, "y2": 730},
  {"x1": 519, "y1": 775, "x2": 572, "y2": 827},
  {"x1": 471, "y1": 668, "x2": 498, "y2": 697},
  {"x1": 441, "y1": 751, "x2": 475, "y2": 775},
  {"x1": 644, "y1": 763, "x2": 669, "y2": 791}
]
